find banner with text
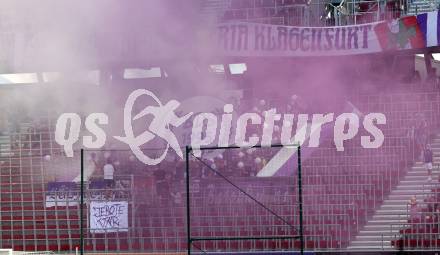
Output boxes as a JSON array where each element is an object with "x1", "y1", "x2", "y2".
[
  {"x1": 45, "y1": 182, "x2": 78, "y2": 207},
  {"x1": 90, "y1": 201, "x2": 129, "y2": 233},
  {"x1": 214, "y1": 11, "x2": 440, "y2": 57}
]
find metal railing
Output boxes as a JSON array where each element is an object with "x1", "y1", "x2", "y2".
[{"x1": 200, "y1": 0, "x2": 414, "y2": 27}]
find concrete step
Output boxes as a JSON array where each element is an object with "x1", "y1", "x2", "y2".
[
  {"x1": 0, "y1": 135, "x2": 12, "y2": 157},
  {"x1": 372, "y1": 214, "x2": 408, "y2": 220},
  {"x1": 407, "y1": 166, "x2": 427, "y2": 170},
  {"x1": 402, "y1": 176, "x2": 431, "y2": 181},
  {"x1": 364, "y1": 225, "x2": 402, "y2": 231},
  {"x1": 356, "y1": 234, "x2": 398, "y2": 240},
  {"x1": 382, "y1": 197, "x2": 411, "y2": 203},
  {"x1": 374, "y1": 208, "x2": 408, "y2": 214},
  {"x1": 367, "y1": 219, "x2": 408, "y2": 224},
  {"x1": 355, "y1": 236, "x2": 392, "y2": 241},
  {"x1": 346, "y1": 246, "x2": 395, "y2": 250},
  {"x1": 395, "y1": 190, "x2": 434, "y2": 196},
  {"x1": 393, "y1": 183, "x2": 434, "y2": 189},
  {"x1": 413, "y1": 165, "x2": 440, "y2": 169},
  {"x1": 386, "y1": 195, "x2": 415, "y2": 201},
  {"x1": 349, "y1": 240, "x2": 391, "y2": 246},
  {"x1": 408, "y1": 169, "x2": 439, "y2": 174},
  {"x1": 381, "y1": 200, "x2": 414, "y2": 207},
  {"x1": 349, "y1": 244, "x2": 392, "y2": 249},
  {"x1": 409, "y1": 164, "x2": 439, "y2": 169},
  {"x1": 390, "y1": 189, "x2": 428, "y2": 195},
  {"x1": 400, "y1": 179, "x2": 433, "y2": 185},
  {"x1": 389, "y1": 189, "x2": 429, "y2": 195},
  {"x1": 380, "y1": 204, "x2": 410, "y2": 210},
  {"x1": 406, "y1": 170, "x2": 436, "y2": 176},
  {"x1": 358, "y1": 230, "x2": 399, "y2": 235}
]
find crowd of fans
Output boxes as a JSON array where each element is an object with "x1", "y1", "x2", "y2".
[
  {"x1": 400, "y1": 189, "x2": 440, "y2": 248},
  {"x1": 27, "y1": 95, "x2": 302, "y2": 206}
]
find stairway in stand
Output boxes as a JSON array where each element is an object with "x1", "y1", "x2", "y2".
[
  {"x1": 0, "y1": 134, "x2": 12, "y2": 157},
  {"x1": 347, "y1": 134, "x2": 440, "y2": 250}
]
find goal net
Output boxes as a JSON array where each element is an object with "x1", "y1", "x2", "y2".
[{"x1": 185, "y1": 144, "x2": 303, "y2": 254}]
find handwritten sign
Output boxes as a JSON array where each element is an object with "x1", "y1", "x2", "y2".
[{"x1": 90, "y1": 201, "x2": 128, "y2": 233}]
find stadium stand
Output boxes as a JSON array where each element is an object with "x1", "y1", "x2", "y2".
[
  {"x1": 1, "y1": 0, "x2": 440, "y2": 254},
  {"x1": 0, "y1": 79, "x2": 439, "y2": 253}
]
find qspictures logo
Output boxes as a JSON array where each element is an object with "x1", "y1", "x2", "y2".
[{"x1": 55, "y1": 89, "x2": 386, "y2": 165}]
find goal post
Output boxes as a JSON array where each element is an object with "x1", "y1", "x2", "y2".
[{"x1": 185, "y1": 144, "x2": 303, "y2": 255}]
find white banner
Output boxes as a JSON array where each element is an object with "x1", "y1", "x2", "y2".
[
  {"x1": 45, "y1": 182, "x2": 79, "y2": 208},
  {"x1": 45, "y1": 193, "x2": 79, "y2": 207},
  {"x1": 212, "y1": 12, "x2": 432, "y2": 57},
  {"x1": 214, "y1": 22, "x2": 379, "y2": 56},
  {"x1": 90, "y1": 201, "x2": 128, "y2": 233}
]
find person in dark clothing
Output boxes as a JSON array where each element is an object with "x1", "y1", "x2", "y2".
[{"x1": 424, "y1": 144, "x2": 433, "y2": 181}]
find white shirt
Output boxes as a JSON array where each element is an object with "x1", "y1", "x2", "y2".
[{"x1": 103, "y1": 163, "x2": 115, "y2": 180}]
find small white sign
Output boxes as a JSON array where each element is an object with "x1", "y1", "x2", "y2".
[{"x1": 90, "y1": 201, "x2": 128, "y2": 233}]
